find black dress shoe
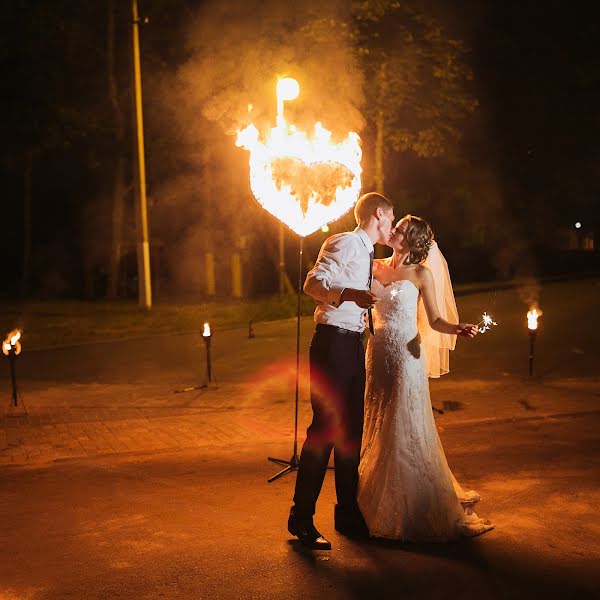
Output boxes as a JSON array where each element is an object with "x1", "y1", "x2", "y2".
[
  {"x1": 288, "y1": 511, "x2": 331, "y2": 550},
  {"x1": 334, "y1": 504, "x2": 369, "y2": 538}
]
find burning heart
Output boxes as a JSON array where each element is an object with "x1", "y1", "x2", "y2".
[
  {"x1": 236, "y1": 79, "x2": 362, "y2": 236},
  {"x1": 236, "y1": 119, "x2": 362, "y2": 237},
  {"x1": 270, "y1": 157, "x2": 355, "y2": 216}
]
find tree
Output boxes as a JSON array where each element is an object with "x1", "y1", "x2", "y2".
[
  {"x1": 3, "y1": 2, "x2": 95, "y2": 296},
  {"x1": 2, "y1": 1, "x2": 132, "y2": 298},
  {"x1": 349, "y1": 1, "x2": 477, "y2": 195},
  {"x1": 106, "y1": 0, "x2": 127, "y2": 299}
]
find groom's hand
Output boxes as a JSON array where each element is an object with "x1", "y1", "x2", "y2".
[
  {"x1": 456, "y1": 323, "x2": 478, "y2": 338},
  {"x1": 341, "y1": 288, "x2": 379, "y2": 309}
]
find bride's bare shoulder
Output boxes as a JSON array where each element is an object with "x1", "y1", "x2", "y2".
[{"x1": 414, "y1": 264, "x2": 433, "y2": 285}]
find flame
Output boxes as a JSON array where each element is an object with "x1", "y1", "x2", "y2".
[
  {"x1": 527, "y1": 307, "x2": 542, "y2": 330},
  {"x1": 236, "y1": 78, "x2": 362, "y2": 237},
  {"x1": 2, "y1": 329, "x2": 22, "y2": 356},
  {"x1": 203, "y1": 322, "x2": 211, "y2": 337}
]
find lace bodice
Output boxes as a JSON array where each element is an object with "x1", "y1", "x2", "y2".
[{"x1": 371, "y1": 279, "x2": 420, "y2": 341}]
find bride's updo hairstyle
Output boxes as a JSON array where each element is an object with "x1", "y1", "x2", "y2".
[{"x1": 404, "y1": 215, "x2": 434, "y2": 264}]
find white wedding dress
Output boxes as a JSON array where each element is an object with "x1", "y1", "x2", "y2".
[{"x1": 357, "y1": 279, "x2": 494, "y2": 542}]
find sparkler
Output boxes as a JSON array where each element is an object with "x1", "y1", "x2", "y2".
[
  {"x1": 527, "y1": 307, "x2": 542, "y2": 376},
  {"x1": 476, "y1": 312, "x2": 497, "y2": 334},
  {"x1": 3, "y1": 329, "x2": 22, "y2": 408}
]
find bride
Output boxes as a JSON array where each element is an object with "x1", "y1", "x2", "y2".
[{"x1": 357, "y1": 215, "x2": 494, "y2": 542}]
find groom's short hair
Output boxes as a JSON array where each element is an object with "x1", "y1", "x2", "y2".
[{"x1": 354, "y1": 192, "x2": 394, "y2": 224}]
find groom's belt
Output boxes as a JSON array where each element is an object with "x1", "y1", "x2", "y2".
[{"x1": 316, "y1": 323, "x2": 364, "y2": 340}]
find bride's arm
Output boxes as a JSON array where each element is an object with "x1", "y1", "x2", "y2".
[{"x1": 417, "y1": 267, "x2": 477, "y2": 338}]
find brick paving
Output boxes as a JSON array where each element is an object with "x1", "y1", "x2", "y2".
[
  {"x1": 0, "y1": 378, "x2": 307, "y2": 465},
  {"x1": 2, "y1": 376, "x2": 599, "y2": 467}
]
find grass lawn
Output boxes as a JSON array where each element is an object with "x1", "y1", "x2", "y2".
[
  {"x1": 0, "y1": 295, "x2": 318, "y2": 350},
  {"x1": 1, "y1": 278, "x2": 598, "y2": 364}
]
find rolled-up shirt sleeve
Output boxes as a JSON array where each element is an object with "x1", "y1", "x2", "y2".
[{"x1": 303, "y1": 235, "x2": 356, "y2": 307}]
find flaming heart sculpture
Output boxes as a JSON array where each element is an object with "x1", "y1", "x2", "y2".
[
  {"x1": 236, "y1": 78, "x2": 362, "y2": 237},
  {"x1": 236, "y1": 78, "x2": 363, "y2": 481}
]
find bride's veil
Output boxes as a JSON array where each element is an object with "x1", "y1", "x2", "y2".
[{"x1": 417, "y1": 241, "x2": 459, "y2": 378}]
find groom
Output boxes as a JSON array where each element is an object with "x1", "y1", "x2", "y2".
[{"x1": 288, "y1": 192, "x2": 395, "y2": 549}]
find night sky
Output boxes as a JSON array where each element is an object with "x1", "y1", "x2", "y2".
[{"x1": 2, "y1": 0, "x2": 599, "y2": 299}]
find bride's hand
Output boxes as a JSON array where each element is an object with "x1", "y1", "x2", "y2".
[{"x1": 456, "y1": 323, "x2": 478, "y2": 338}]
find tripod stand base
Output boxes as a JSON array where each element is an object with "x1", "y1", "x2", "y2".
[
  {"x1": 267, "y1": 453, "x2": 300, "y2": 483},
  {"x1": 267, "y1": 453, "x2": 335, "y2": 483},
  {"x1": 173, "y1": 382, "x2": 218, "y2": 394},
  {"x1": 5, "y1": 400, "x2": 27, "y2": 418}
]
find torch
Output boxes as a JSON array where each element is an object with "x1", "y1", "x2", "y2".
[
  {"x1": 527, "y1": 308, "x2": 541, "y2": 376},
  {"x1": 174, "y1": 322, "x2": 216, "y2": 393},
  {"x1": 202, "y1": 322, "x2": 212, "y2": 384},
  {"x1": 3, "y1": 329, "x2": 22, "y2": 407}
]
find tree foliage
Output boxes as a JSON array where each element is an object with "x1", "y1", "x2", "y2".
[{"x1": 300, "y1": 1, "x2": 477, "y2": 195}]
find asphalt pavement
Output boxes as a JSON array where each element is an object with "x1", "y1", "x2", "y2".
[{"x1": 1, "y1": 412, "x2": 598, "y2": 599}]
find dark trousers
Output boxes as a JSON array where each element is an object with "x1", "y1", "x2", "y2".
[{"x1": 292, "y1": 325, "x2": 366, "y2": 521}]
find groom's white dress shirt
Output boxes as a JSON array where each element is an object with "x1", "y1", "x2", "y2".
[{"x1": 303, "y1": 228, "x2": 374, "y2": 333}]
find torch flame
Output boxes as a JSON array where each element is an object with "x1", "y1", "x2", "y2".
[
  {"x1": 527, "y1": 308, "x2": 542, "y2": 330},
  {"x1": 203, "y1": 322, "x2": 211, "y2": 337},
  {"x1": 236, "y1": 78, "x2": 362, "y2": 237},
  {"x1": 2, "y1": 329, "x2": 22, "y2": 356}
]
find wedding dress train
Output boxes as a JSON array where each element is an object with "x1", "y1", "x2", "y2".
[{"x1": 357, "y1": 279, "x2": 494, "y2": 542}]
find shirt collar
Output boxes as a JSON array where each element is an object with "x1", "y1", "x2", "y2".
[{"x1": 354, "y1": 227, "x2": 374, "y2": 254}]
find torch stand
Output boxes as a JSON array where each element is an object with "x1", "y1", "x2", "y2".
[
  {"x1": 174, "y1": 335, "x2": 218, "y2": 393},
  {"x1": 528, "y1": 330, "x2": 537, "y2": 376},
  {"x1": 267, "y1": 236, "x2": 304, "y2": 482},
  {"x1": 6, "y1": 351, "x2": 27, "y2": 417},
  {"x1": 9, "y1": 352, "x2": 18, "y2": 407}
]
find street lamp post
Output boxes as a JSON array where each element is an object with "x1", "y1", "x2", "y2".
[{"x1": 131, "y1": 0, "x2": 152, "y2": 309}]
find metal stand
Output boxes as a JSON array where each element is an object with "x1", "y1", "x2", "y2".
[
  {"x1": 267, "y1": 236, "x2": 303, "y2": 482},
  {"x1": 174, "y1": 335, "x2": 217, "y2": 393},
  {"x1": 204, "y1": 336, "x2": 212, "y2": 383},
  {"x1": 528, "y1": 330, "x2": 536, "y2": 376},
  {"x1": 9, "y1": 352, "x2": 18, "y2": 407}
]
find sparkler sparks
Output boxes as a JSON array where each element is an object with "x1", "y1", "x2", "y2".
[{"x1": 476, "y1": 312, "x2": 497, "y2": 334}]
